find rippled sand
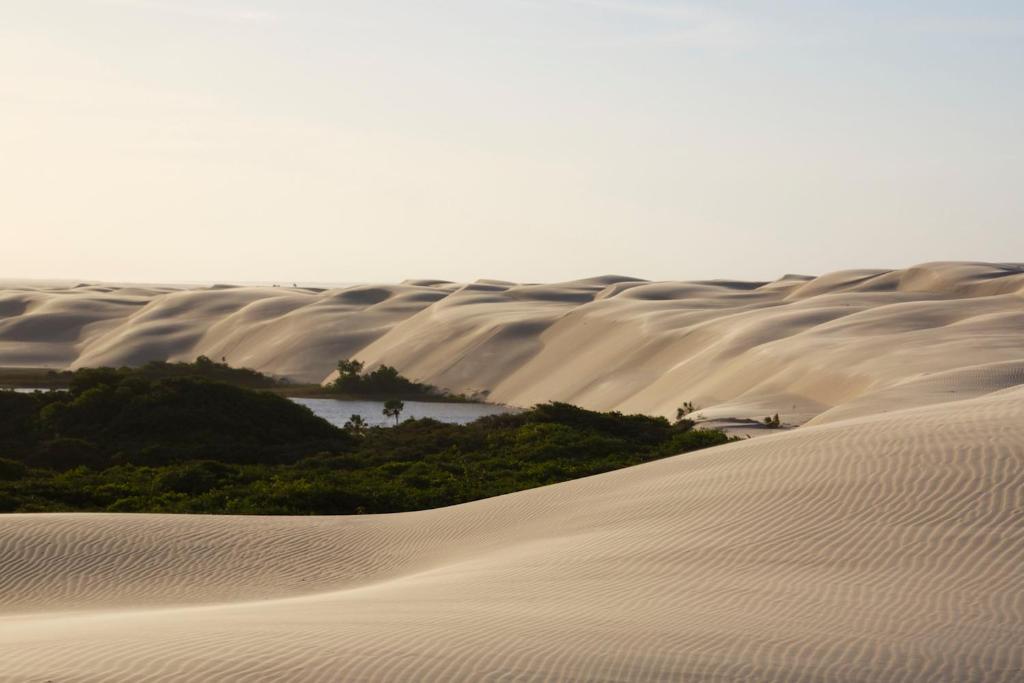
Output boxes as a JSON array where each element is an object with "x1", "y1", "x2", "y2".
[{"x1": 1, "y1": 261, "x2": 1022, "y2": 681}]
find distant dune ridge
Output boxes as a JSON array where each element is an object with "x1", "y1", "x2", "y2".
[
  {"x1": 1, "y1": 261, "x2": 1023, "y2": 681},
  {"x1": 2, "y1": 261, "x2": 1023, "y2": 426}
]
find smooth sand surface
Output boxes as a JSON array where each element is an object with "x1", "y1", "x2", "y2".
[{"x1": 1, "y1": 261, "x2": 1023, "y2": 680}]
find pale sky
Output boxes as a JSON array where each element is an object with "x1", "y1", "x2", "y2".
[{"x1": 3, "y1": 1, "x2": 1022, "y2": 284}]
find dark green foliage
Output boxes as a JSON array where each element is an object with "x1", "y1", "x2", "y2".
[
  {"x1": 0, "y1": 391, "x2": 39, "y2": 455},
  {"x1": 763, "y1": 413, "x2": 781, "y2": 429},
  {"x1": 335, "y1": 359, "x2": 364, "y2": 379},
  {"x1": 68, "y1": 356, "x2": 281, "y2": 390},
  {"x1": 343, "y1": 414, "x2": 368, "y2": 437},
  {"x1": 28, "y1": 438, "x2": 105, "y2": 471},
  {"x1": 329, "y1": 359, "x2": 446, "y2": 399},
  {"x1": 3, "y1": 374, "x2": 349, "y2": 469},
  {"x1": 0, "y1": 382, "x2": 735, "y2": 515},
  {"x1": 0, "y1": 458, "x2": 27, "y2": 481},
  {"x1": 155, "y1": 461, "x2": 237, "y2": 495},
  {"x1": 675, "y1": 401, "x2": 696, "y2": 421},
  {"x1": 522, "y1": 402, "x2": 672, "y2": 445},
  {"x1": 1, "y1": 359, "x2": 279, "y2": 393}
]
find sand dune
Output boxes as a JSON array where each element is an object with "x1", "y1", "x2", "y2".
[
  {"x1": 1, "y1": 387, "x2": 1021, "y2": 680},
  {"x1": 2, "y1": 262, "x2": 1023, "y2": 680},
  {"x1": 2, "y1": 262, "x2": 1022, "y2": 427}
]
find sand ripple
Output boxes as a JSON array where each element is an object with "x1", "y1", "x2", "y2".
[{"x1": 1, "y1": 388, "x2": 1021, "y2": 681}]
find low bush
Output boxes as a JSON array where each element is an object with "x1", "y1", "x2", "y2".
[{"x1": 1, "y1": 376, "x2": 735, "y2": 514}]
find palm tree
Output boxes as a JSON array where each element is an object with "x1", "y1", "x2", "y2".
[{"x1": 382, "y1": 399, "x2": 404, "y2": 426}]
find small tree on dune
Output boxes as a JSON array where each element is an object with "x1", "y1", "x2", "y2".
[
  {"x1": 675, "y1": 402, "x2": 697, "y2": 422},
  {"x1": 383, "y1": 399, "x2": 404, "y2": 426}
]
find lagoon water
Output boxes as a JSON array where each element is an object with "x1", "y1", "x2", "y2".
[
  {"x1": 5, "y1": 388, "x2": 511, "y2": 428},
  {"x1": 290, "y1": 398, "x2": 511, "y2": 428}
]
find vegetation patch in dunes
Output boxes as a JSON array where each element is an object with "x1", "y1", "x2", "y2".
[
  {"x1": 0, "y1": 356, "x2": 281, "y2": 391},
  {"x1": 325, "y1": 358, "x2": 470, "y2": 401},
  {"x1": 0, "y1": 375, "x2": 731, "y2": 515}
]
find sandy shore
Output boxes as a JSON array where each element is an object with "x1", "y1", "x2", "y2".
[{"x1": 1, "y1": 261, "x2": 1022, "y2": 680}]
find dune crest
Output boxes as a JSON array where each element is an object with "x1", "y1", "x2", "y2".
[{"x1": 3, "y1": 262, "x2": 1022, "y2": 428}]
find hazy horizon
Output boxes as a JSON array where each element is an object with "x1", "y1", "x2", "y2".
[
  {"x1": 4, "y1": 1, "x2": 1022, "y2": 283},
  {"x1": 5, "y1": 259, "x2": 1024, "y2": 290}
]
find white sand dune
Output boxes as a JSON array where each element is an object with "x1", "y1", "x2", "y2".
[
  {"x1": 1, "y1": 261, "x2": 1023, "y2": 680},
  {"x1": 2, "y1": 262, "x2": 1022, "y2": 428},
  {"x1": 1, "y1": 388, "x2": 1022, "y2": 681}
]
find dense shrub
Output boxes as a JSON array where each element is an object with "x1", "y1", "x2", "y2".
[
  {"x1": 0, "y1": 458, "x2": 27, "y2": 481},
  {"x1": 0, "y1": 391, "x2": 39, "y2": 453},
  {"x1": 28, "y1": 438, "x2": 105, "y2": 471},
  {"x1": 18, "y1": 376, "x2": 351, "y2": 468},
  {"x1": 155, "y1": 461, "x2": 237, "y2": 495},
  {"x1": 68, "y1": 357, "x2": 280, "y2": 390},
  {"x1": 328, "y1": 359, "x2": 449, "y2": 399},
  {"x1": 0, "y1": 380, "x2": 735, "y2": 515}
]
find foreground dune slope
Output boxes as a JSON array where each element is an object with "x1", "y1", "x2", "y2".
[
  {"x1": 2, "y1": 262, "x2": 1022, "y2": 425},
  {"x1": 1, "y1": 388, "x2": 1021, "y2": 682}
]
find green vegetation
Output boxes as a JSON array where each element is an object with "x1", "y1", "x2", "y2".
[
  {"x1": 0, "y1": 371, "x2": 347, "y2": 470},
  {"x1": 0, "y1": 372, "x2": 734, "y2": 515},
  {"x1": 675, "y1": 402, "x2": 697, "y2": 421},
  {"x1": 0, "y1": 357, "x2": 281, "y2": 391},
  {"x1": 763, "y1": 413, "x2": 782, "y2": 429},
  {"x1": 343, "y1": 414, "x2": 369, "y2": 437},
  {"x1": 100, "y1": 355, "x2": 283, "y2": 388},
  {"x1": 124, "y1": 355, "x2": 283, "y2": 388},
  {"x1": 327, "y1": 359, "x2": 466, "y2": 401},
  {"x1": 1, "y1": 357, "x2": 478, "y2": 403}
]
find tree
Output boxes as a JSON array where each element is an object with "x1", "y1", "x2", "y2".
[
  {"x1": 382, "y1": 400, "x2": 404, "y2": 426},
  {"x1": 328, "y1": 359, "x2": 444, "y2": 399},
  {"x1": 337, "y1": 359, "x2": 365, "y2": 379},
  {"x1": 675, "y1": 402, "x2": 696, "y2": 422},
  {"x1": 332, "y1": 359, "x2": 368, "y2": 394},
  {"x1": 344, "y1": 414, "x2": 368, "y2": 437},
  {"x1": 763, "y1": 413, "x2": 781, "y2": 429}
]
